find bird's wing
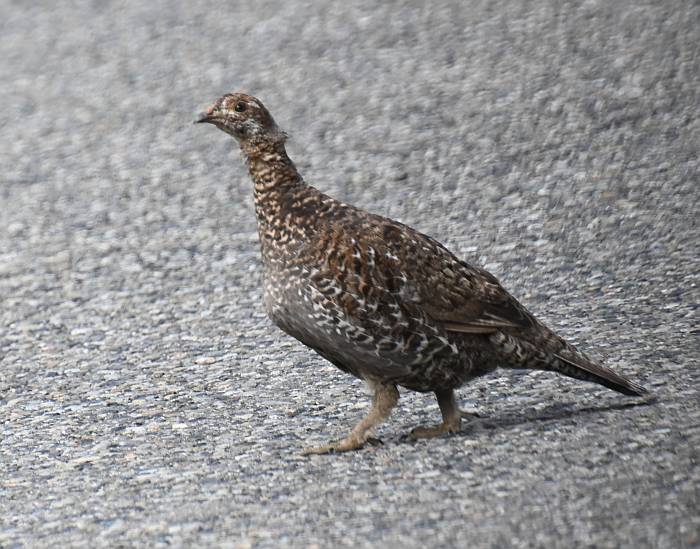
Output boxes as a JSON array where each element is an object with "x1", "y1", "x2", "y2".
[
  {"x1": 418, "y1": 262, "x2": 533, "y2": 334},
  {"x1": 371, "y1": 219, "x2": 533, "y2": 334}
]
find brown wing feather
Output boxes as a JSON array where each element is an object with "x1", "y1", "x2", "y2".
[
  {"x1": 372, "y1": 219, "x2": 533, "y2": 334},
  {"x1": 440, "y1": 323, "x2": 500, "y2": 334}
]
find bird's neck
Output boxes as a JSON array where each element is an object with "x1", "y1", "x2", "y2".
[
  {"x1": 243, "y1": 140, "x2": 313, "y2": 246},
  {"x1": 244, "y1": 140, "x2": 303, "y2": 198}
]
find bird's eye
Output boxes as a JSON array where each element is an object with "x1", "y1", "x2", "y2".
[{"x1": 234, "y1": 102, "x2": 247, "y2": 113}]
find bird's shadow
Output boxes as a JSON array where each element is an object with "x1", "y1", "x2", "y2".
[{"x1": 398, "y1": 396, "x2": 657, "y2": 444}]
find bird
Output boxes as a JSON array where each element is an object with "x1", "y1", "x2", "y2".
[{"x1": 196, "y1": 92, "x2": 648, "y2": 454}]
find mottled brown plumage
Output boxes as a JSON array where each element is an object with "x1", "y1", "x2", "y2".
[{"x1": 197, "y1": 92, "x2": 647, "y2": 453}]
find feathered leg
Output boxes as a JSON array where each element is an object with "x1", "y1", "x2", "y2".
[
  {"x1": 409, "y1": 389, "x2": 474, "y2": 439},
  {"x1": 302, "y1": 381, "x2": 399, "y2": 455}
]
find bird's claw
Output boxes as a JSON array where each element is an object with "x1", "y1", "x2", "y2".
[
  {"x1": 300, "y1": 434, "x2": 374, "y2": 455},
  {"x1": 300, "y1": 444, "x2": 342, "y2": 456}
]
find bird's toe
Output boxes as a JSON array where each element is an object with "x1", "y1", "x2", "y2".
[
  {"x1": 408, "y1": 420, "x2": 461, "y2": 440},
  {"x1": 300, "y1": 434, "x2": 368, "y2": 455}
]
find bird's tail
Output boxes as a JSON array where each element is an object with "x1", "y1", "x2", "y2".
[{"x1": 489, "y1": 331, "x2": 648, "y2": 397}]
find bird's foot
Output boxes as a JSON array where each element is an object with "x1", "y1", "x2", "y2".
[
  {"x1": 408, "y1": 423, "x2": 458, "y2": 440},
  {"x1": 301, "y1": 434, "x2": 382, "y2": 455},
  {"x1": 407, "y1": 405, "x2": 485, "y2": 440},
  {"x1": 408, "y1": 416, "x2": 461, "y2": 440},
  {"x1": 302, "y1": 383, "x2": 399, "y2": 455}
]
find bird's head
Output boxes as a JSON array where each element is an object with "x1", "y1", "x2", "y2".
[{"x1": 196, "y1": 92, "x2": 286, "y2": 147}]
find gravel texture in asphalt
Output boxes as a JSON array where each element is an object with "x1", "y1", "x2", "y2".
[{"x1": 1, "y1": 1, "x2": 698, "y2": 547}]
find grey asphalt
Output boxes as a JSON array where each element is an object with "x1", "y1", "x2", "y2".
[{"x1": 1, "y1": 1, "x2": 698, "y2": 547}]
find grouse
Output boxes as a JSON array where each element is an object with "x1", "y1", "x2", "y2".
[{"x1": 196, "y1": 92, "x2": 647, "y2": 454}]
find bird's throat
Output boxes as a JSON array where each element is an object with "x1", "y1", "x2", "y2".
[
  {"x1": 245, "y1": 142, "x2": 303, "y2": 197},
  {"x1": 245, "y1": 141, "x2": 310, "y2": 248}
]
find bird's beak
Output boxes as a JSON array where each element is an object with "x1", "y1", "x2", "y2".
[{"x1": 195, "y1": 112, "x2": 212, "y2": 124}]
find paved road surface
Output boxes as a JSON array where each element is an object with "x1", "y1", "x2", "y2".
[{"x1": 1, "y1": 1, "x2": 698, "y2": 547}]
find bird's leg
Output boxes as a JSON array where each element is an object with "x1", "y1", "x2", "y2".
[
  {"x1": 302, "y1": 382, "x2": 399, "y2": 455},
  {"x1": 409, "y1": 389, "x2": 464, "y2": 439}
]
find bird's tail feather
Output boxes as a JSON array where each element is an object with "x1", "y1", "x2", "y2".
[
  {"x1": 548, "y1": 352, "x2": 647, "y2": 396},
  {"x1": 490, "y1": 332, "x2": 648, "y2": 397}
]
